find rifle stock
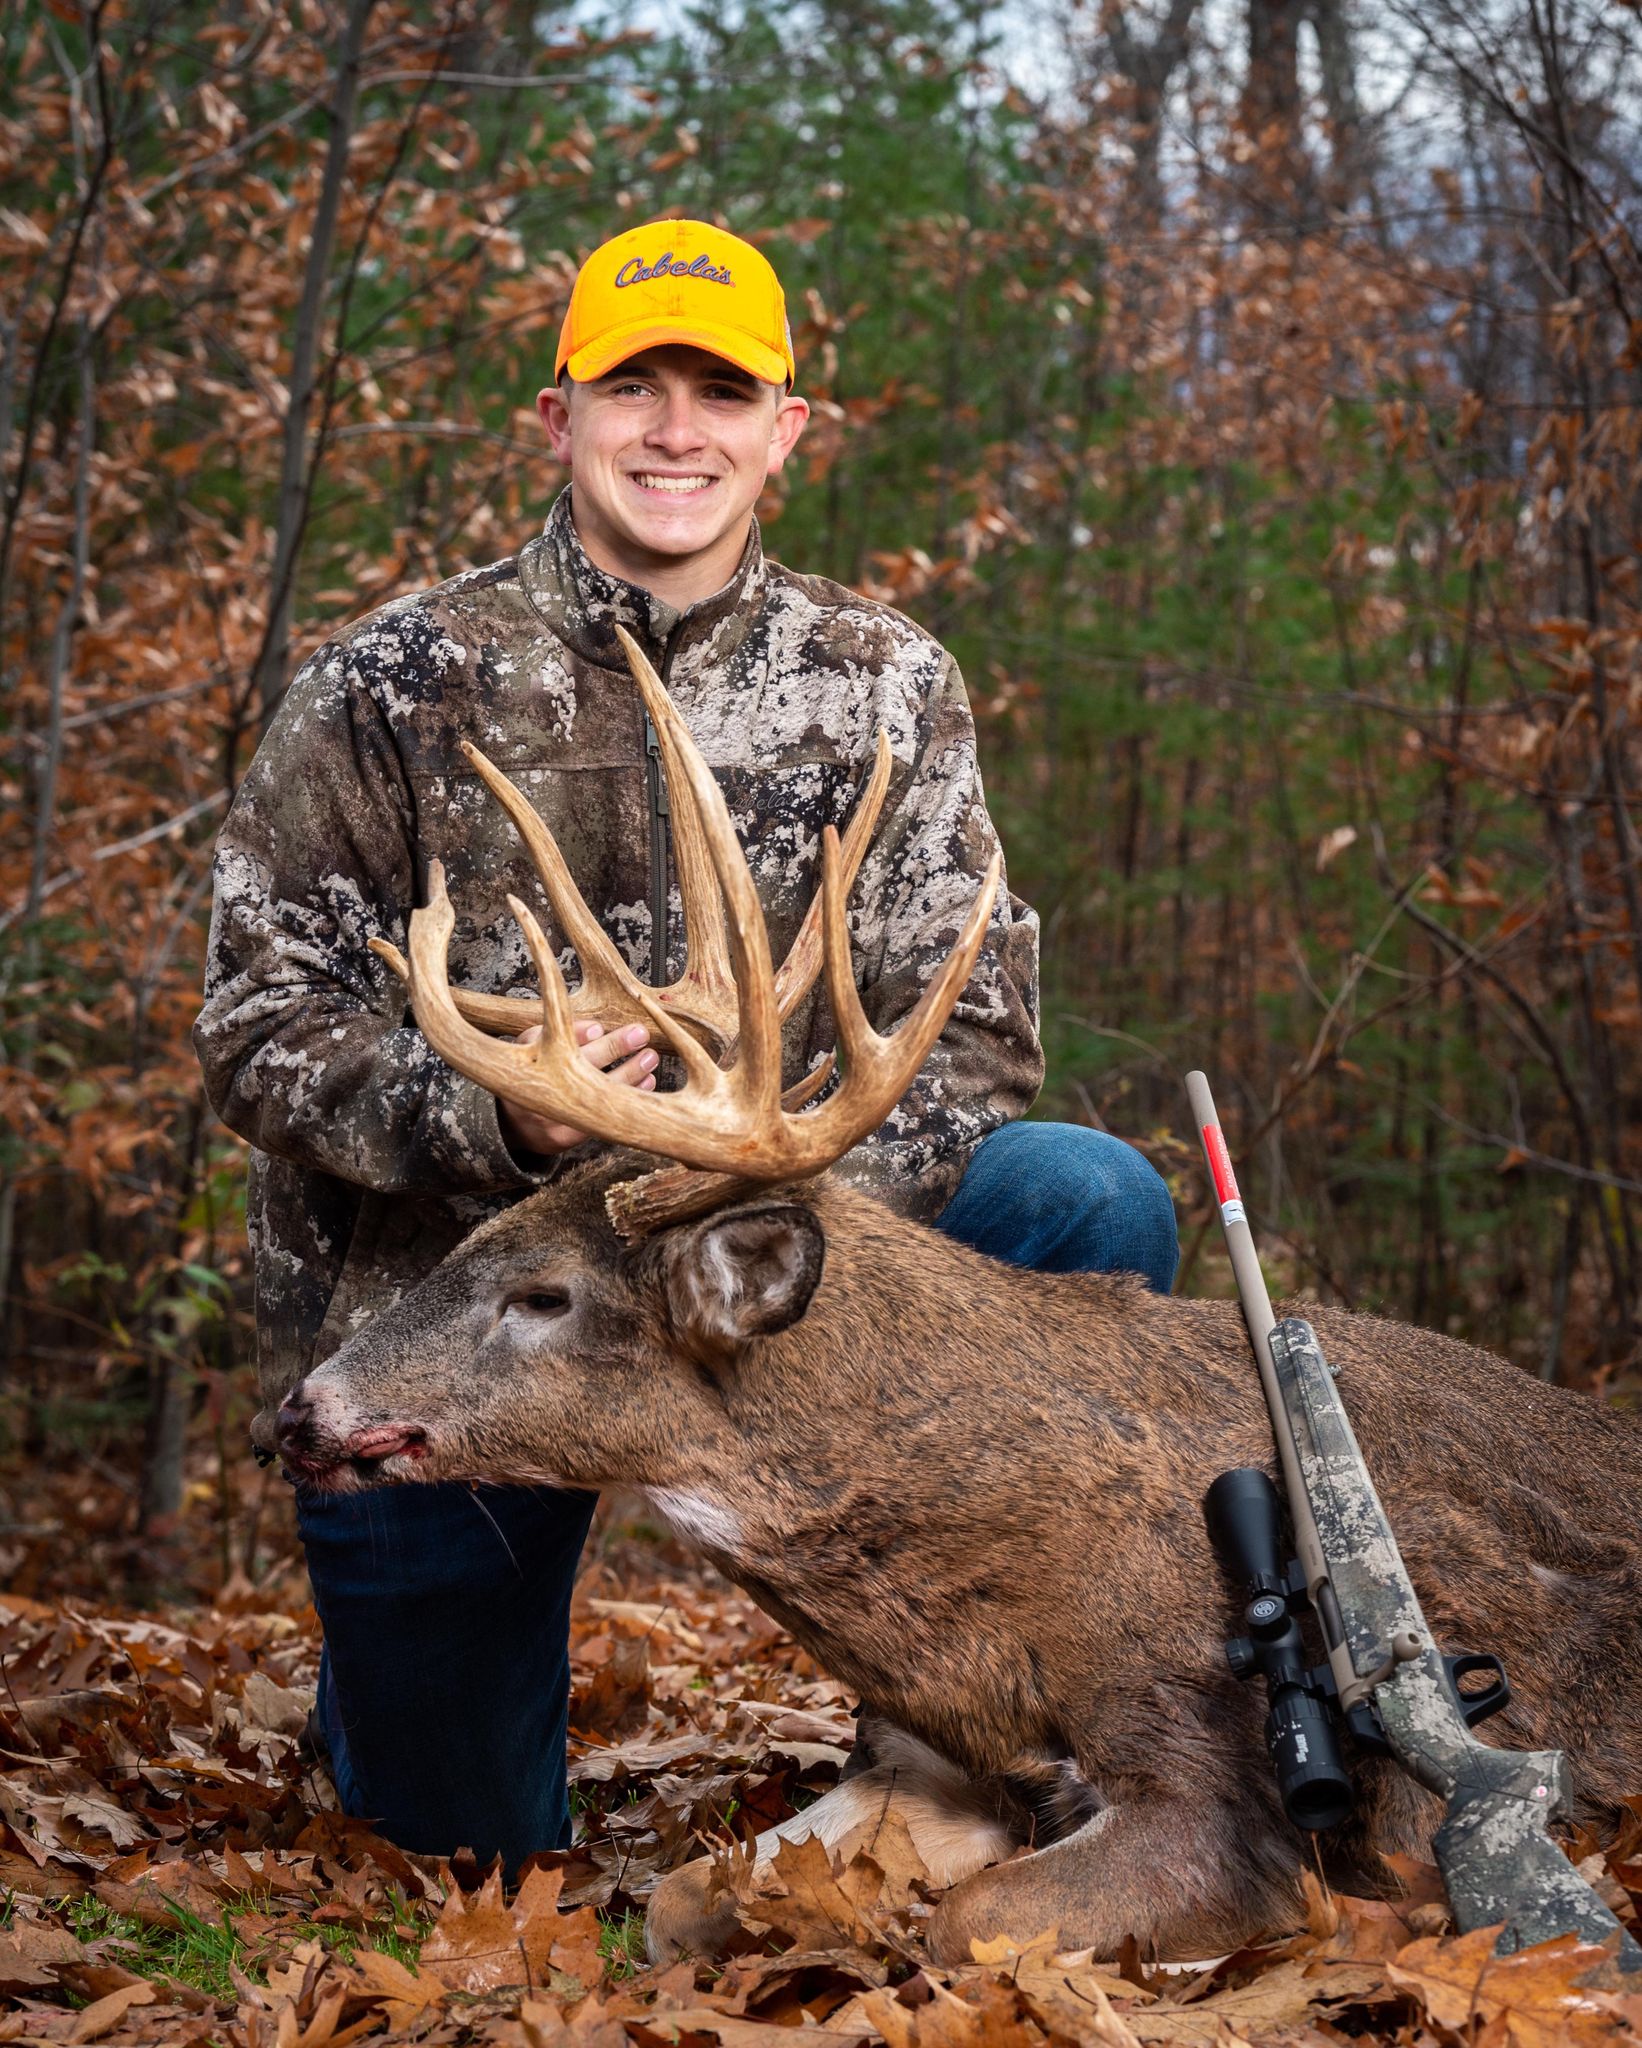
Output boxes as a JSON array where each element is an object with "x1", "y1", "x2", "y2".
[{"x1": 1187, "y1": 1070, "x2": 1641, "y2": 1968}]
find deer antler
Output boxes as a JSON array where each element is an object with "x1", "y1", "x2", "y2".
[
  {"x1": 400, "y1": 652, "x2": 1000, "y2": 1235},
  {"x1": 372, "y1": 627, "x2": 893, "y2": 1059}
]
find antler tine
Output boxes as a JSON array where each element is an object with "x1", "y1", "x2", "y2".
[
  {"x1": 641, "y1": 660, "x2": 785, "y2": 1112},
  {"x1": 460, "y1": 742, "x2": 650, "y2": 1029},
  {"x1": 369, "y1": 937, "x2": 539, "y2": 1035},
  {"x1": 508, "y1": 891, "x2": 719, "y2": 1094},
  {"x1": 602, "y1": 1053, "x2": 837, "y2": 1237},
  {"x1": 768, "y1": 728, "x2": 893, "y2": 1025},
  {"x1": 405, "y1": 680, "x2": 1000, "y2": 1220},
  {"x1": 806, "y1": 826, "x2": 1003, "y2": 1152},
  {"x1": 379, "y1": 704, "x2": 892, "y2": 1055},
  {"x1": 615, "y1": 625, "x2": 735, "y2": 1019}
]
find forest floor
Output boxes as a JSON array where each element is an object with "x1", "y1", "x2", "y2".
[{"x1": 3, "y1": 1447, "x2": 1641, "y2": 2048}]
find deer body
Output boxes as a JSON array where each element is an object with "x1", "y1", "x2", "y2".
[{"x1": 284, "y1": 1161, "x2": 1642, "y2": 1964}]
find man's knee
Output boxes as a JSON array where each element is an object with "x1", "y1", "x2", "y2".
[
  {"x1": 296, "y1": 1480, "x2": 596, "y2": 1605},
  {"x1": 938, "y1": 1121, "x2": 1179, "y2": 1291}
]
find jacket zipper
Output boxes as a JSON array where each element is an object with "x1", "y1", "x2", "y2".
[{"x1": 644, "y1": 622, "x2": 686, "y2": 986}]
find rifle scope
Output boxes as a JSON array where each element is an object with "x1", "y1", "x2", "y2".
[{"x1": 1205, "y1": 1467, "x2": 1354, "y2": 1833}]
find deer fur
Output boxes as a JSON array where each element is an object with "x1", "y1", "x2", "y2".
[{"x1": 279, "y1": 1156, "x2": 1642, "y2": 1966}]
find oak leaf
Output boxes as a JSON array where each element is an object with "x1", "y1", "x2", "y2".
[
  {"x1": 1387, "y1": 1926, "x2": 1635, "y2": 2048},
  {"x1": 349, "y1": 1948, "x2": 447, "y2": 2028},
  {"x1": 1127, "y1": 1958, "x2": 1349, "y2": 2042},
  {"x1": 861, "y1": 1973, "x2": 1037, "y2": 2047},
  {"x1": 421, "y1": 1865, "x2": 569, "y2": 1993},
  {"x1": 741, "y1": 1831, "x2": 882, "y2": 1957},
  {"x1": 968, "y1": 1929, "x2": 1147, "y2": 2039}
]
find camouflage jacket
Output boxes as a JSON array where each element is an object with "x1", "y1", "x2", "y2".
[{"x1": 195, "y1": 491, "x2": 1043, "y2": 1445}]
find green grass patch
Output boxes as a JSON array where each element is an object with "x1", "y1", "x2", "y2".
[
  {"x1": 597, "y1": 1908, "x2": 647, "y2": 1982},
  {"x1": 65, "y1": 1895, "x2": 431, "y2": 2001}
]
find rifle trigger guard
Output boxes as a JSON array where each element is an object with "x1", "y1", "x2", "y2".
[{"x1": 1443, "y1": 1649, "x2": 1513, "y2": 1728}]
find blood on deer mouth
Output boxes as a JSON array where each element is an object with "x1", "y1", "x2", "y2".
[{"x1": 342, "y1": 1423, "x2": 429, "y2": 1471}]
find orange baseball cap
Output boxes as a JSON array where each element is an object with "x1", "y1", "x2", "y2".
[{"x1": 556, "y1": 220, "x2": 795, "y2": 387}]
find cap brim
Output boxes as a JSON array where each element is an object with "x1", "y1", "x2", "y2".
[{"x1": 562, "y1": 318, "x2": 791, "y2": 387}]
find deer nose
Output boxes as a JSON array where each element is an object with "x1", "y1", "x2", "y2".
[{"x1": 275, "y1": 1386, "x2": 316, "y2": 1457}]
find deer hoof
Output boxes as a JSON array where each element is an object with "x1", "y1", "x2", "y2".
[{"x1": 645, "y1": 1855, "x2": 744, "y2": 1964}]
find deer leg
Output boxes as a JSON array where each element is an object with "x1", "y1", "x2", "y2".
[
  {"x1": 925, "y1": 1795, "x2": 1303, "y2": 1966},
  {"x1": 646, "y1": 1743, "x2": 1017, "y2": 1963}
]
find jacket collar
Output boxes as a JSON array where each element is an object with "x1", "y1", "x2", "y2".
[{"x1": 518, "y1": 487, "x2": 767, "y2": 688}]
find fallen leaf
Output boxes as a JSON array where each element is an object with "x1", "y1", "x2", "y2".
[
  {"x1": 421, "y1": 1864, "x2": 568, "y2": 1992},
  {"x1": 836, "y1": 1808, "x2": 931, "y2": 1915},
  {"x1": 239, "y1": 1672, "x2": 314, "y2": 1738},
  {"x1": 968, "y1": 1932, "x2": 1148, "y2": 2044},
  {"x1": 573, "y1": 1633, "x2": 651, "y2": 1740},
  {"x1": 632, "y1": 2014, "x2": 865, "y2": 2048},
  {"x1": 969, "y1": 1929, "x2": 1150, "y2": 2036},
  {"x1": 349, "y1": 1946, "x2": 447, "y2": 2027},
  {"x1": 862, "y1": 1973, "x2": 1037, "y2": 2047},
  {"x1": 739, "y1": 1831, "x2": 882, "y2": 1958},
  {"x1": 0, "y1": 1924, "x2": 88, "y2": 1993},
  {"x1": 67, "y1": 1981, "x2": 157, "y2": 2043},
  {"x1": 1127, "y1": 1958, "x2": 1336, "y2": 2041},
  {"x1": 1388, "y1": 1925, "x2": 1634, "y2": 2048}
]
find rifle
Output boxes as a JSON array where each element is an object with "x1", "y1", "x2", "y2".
[{"x1": 1186, "y1": 1068, "x2": 1641, "y2": 1967}]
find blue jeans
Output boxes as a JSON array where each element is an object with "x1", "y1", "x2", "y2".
[{"x1": 301, "y1": 1122, "x2": 1176, "y2": 1870}]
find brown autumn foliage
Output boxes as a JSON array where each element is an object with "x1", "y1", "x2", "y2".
[{"x1": 4, "y1": 1525, "x2": 1642, "y2": 2048}]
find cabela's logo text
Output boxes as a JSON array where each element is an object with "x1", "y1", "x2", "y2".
[{"x1": 614, "y1": 249, "x2": 734, "y2": 288}]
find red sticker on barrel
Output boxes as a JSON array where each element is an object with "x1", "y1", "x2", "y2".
[{"x1": 1202, "y1": 1123, "x2": 1240, "y2": 1206}]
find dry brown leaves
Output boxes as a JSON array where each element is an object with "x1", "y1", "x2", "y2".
[{"x1": 4, "y1": 1558, "x2": 1642, "y2": 2048}]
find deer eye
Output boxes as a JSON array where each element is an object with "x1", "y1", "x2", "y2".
[{"x1": 510, "y1": 1288, "x2": 571, "y2": 1317}]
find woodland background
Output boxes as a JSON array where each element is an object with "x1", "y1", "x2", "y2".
[
  {"x1": 3, "y1": 6, "x2": 1642, "y2": 2043},
  {"x1": 2, "y1": 0, "x2": 1641, "y2": 1589}
]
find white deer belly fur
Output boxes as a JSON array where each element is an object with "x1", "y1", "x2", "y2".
[
  {"x1": 752, "y1": 1768, "x2": 1015, "y2": 1887},
  {"x1": 643, "y1": 1488, "x2": 743, "y2": 1556}
]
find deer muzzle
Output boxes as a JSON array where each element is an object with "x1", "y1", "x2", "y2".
[{"x1": 275, "y1": 1382, "x2": 430, "y2": 1487}]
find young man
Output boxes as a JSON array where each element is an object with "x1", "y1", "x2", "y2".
[{"x1": 195, "y1": 220, "x2": 1177, "y2": 1873}]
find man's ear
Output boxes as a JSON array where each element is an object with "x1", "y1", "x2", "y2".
[
  {"x1": 662, "y1": 1205, "x2": 825, "y2": 1360},
  {"x1": 539, "y1": 382, "x2": 573, "y2": 461},
  {"x1": 765, "y1": 392, "x2": 809, "y2": 478}
]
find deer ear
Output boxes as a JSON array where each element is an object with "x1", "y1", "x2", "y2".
[{"x1": 663, "y1": 1205, "x2": 825, "y2": 1358}]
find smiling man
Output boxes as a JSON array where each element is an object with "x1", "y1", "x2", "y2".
[{"x1": 195, "y1": 220, "x2": 1177, "y2": 1876}]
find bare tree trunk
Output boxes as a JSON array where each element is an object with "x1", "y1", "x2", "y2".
[
  {"x1": 1240, "y1": 0, "x2": 1310, "y2": 212},
  {"x1": 1305, "y1": 0, "x2": 1365, "y2": 201},
  {"x1": 1106, "y1": 0, "x2": 1200, "y2": 215},
  {"x1": 0, "y1": 262, "x2": 99, "y2": 1421},
  {"x1": 251, "y1": 0, "x2": 376, "y2": 726}
]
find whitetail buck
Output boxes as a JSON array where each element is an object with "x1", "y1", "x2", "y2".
[{"x1": 279, "y1": 631, "x2": 1642, "y2": 1966}]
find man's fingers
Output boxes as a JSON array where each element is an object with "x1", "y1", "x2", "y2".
[
  {"x1": 609, "y1": 1053, "x2": 659, "y2": 1090},
  {"x1": 579, "y1": 1022, "x2": 652, "y2": 1072},
  {"x1": 515, "y1": 1020, "x2": 601, "y2": 1051},
  {"x1": 497, "y1": 1019, "x2": 655, "y2": 1158}
]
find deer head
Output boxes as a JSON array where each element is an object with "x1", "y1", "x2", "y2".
[{"x1": 278, "y1": 630, "x2": 1000, "y2": 1486}]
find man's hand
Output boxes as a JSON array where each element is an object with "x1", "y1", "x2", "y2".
[{"x1": 498, "y1": 1019, "x2": 658, "y2": 1158}]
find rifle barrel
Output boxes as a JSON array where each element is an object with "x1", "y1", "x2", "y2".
[{"x1": 1185, "y1": 1071, "x2": 1354, "y2": 1691}]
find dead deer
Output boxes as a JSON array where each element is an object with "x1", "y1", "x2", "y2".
[{"x1": 278, "y1": 631, "x2": 1642, "y2": 1967}]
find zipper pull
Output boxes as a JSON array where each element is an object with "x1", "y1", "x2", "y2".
[{"x1": 644, "y1": 710, "x2": 670, "y2": 816}]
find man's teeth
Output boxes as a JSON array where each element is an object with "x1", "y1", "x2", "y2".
[{"x1": 635, "y1": 474, "x2": 714, "y2": 493}]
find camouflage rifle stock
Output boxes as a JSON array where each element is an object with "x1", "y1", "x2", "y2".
[{"x1": 1186, "y1": 1069, "x2": 1641, "y2": 1967}]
